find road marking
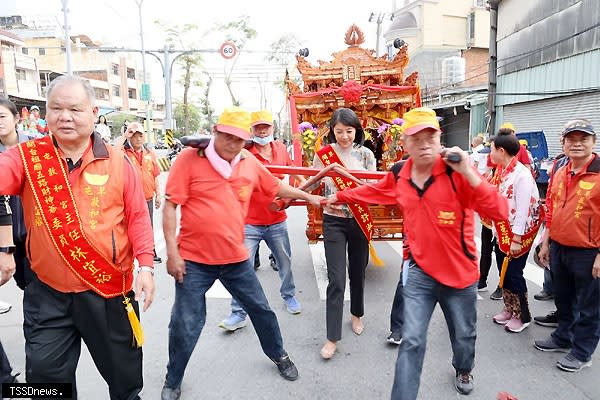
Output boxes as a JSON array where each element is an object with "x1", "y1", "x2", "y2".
[{"x1": 309, "y1": 242, "x2": 350, "y2": 301}]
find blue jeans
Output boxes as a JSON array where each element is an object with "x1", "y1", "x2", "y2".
[
  {"x1": 231, "y1": 222, "x2": 296, "y2": 317},
  {"x1": 391, "y1": 264, "x2": 477, "y2": 400},
  {"x1": 165, "y1": 259, "x2": 285, "y2": 388},
  {"x1": 542, "y1": 268, "x2": 553, "y2": 295}
]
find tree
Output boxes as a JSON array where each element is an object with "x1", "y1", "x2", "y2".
[
  {"x1": 199, "y1": 72, "x2": 215, "y2": 130},
  {"x1": 155, "y1": 21, "x2": 205, "y2": 135},
  {"x1": 216, "y1": 16, "x2": 257, "y2": 106},
  {"x1": 173, "y1": 102, "x2": 201, "y2": 137}
]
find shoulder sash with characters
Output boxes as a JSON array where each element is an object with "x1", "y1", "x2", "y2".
[{"x1": 18, "y1": 136, "x2": 144, "y2": 346}]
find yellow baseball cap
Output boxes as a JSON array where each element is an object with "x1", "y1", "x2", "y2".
[
  {"x1": 401, "y1": 107, "x2": 441, "y2": 136},
  {"x1": 500, "y1": 122, "x2": 515, "y2": 132},
  {"x1": 250, "y1": 110, "x2": 273, "y2": 127},
  {"x1": 215, "y1": 107, "x2": 251, "y2": 140}
]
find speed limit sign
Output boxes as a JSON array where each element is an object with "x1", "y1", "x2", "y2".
[{"x1": 219, "y1": 42, "x2": 237, "y2": 60}]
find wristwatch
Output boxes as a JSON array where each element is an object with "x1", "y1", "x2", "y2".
[
  {"x1": 136, "y1": 266, "x2": 154, "y2": 275},
  {"x1": 0, "y1": 246, "x2": 16, "y2": 254}
]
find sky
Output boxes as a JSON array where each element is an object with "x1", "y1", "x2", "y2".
[{"x1": 7, "y1": 0, "x2": 396, "y2": 115}]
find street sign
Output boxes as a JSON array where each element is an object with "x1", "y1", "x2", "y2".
[
  {"x1": 219, "y1": 42, "x2": 237, "y2": 59},
  {"x1": 165, "y1": 128, "x2": 174, "y2": 148},
  {"x1": 141, "y1": 83, "x2": 151, "y2": 101}
]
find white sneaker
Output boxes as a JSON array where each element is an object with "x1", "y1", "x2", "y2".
[{"x1": 0, "y1": 300, "x2": 12, "y2": 314}]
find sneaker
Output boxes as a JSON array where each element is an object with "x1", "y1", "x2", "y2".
[
  {"x1": 153, "y1": 255, "x2": 162, "y2": 264},
  {"x1": 455, "y1": 372, "x2": 474, "y2": 395},
  {"x1": 534, "y1": 310, "x2": 558, "y2": 327},
  {"x1": 218, "y1": 313, "x2": 248, "y2": 331},
  {"x1": 556, "y1": 353, "x2": 592, "y2": 372},
  {"x1": 477, "y1": 282, "x2": 488, "y2": 292},
  {"x1": 269, "y1": 254, "x2": 279, "y2": 271},
  {"x1": 161, "y1": 385, "x2": 181, "y2": 400},
  {"x1": 493, "y1": 309, "x2": 512, "y2": 325},
  {"x1": 0, "y1": 300, "x2": 11, "y2": 314},
  {"x1": 505, "y1": 316, "x2": 530, "y2": 333},
  {"x1": 386, "y1": 332, "x2": 402, "y2": 345},
  {"x1": 490, "y1": 287, "x2": 503, "y2": 300},
  {"x1": 534, "y1": 336, "x2": 571, "y2": 353},
  {"x1": 534, "y1": 290, "x2": 554, "y2": 301},
  {"x1": 284, "y1": 297, "x2": 301, "y2": 314},
  {"x1": 272, "y1": 353, "x2": 299, "y2": 381}
]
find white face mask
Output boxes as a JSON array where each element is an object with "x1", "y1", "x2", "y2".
[{"x1": 253, "y1": 134, "x2": 274, "y2": 146}]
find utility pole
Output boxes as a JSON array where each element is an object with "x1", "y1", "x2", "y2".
[
  {"x1": 487, "y1": 0, "x2": 500, "y2": 136},
  {"x1": 135, "y1": 0, "x2": 152, "y2": 143},
  {"x1": 369, "y1": 12, "x2": 394, "y2": 56},
  {"x1": 61, "y1": 0, "x2": 72, "y2": 75},
  {"x1": 163, "y1": 45, "x2": 173, "y2": 131}
]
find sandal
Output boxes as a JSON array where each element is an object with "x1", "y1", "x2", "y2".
[{"x1": 320, "y1": 341, "x2": 337, "y2": 360}]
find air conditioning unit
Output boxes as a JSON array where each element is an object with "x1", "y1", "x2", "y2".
[{"x1": 441, "y1": 56, "x2": 466, "y2": 86}]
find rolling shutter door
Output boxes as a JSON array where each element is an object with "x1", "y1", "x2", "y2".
[{"x1": 502, "y1": 92, "x2": 600, "y2": 157}]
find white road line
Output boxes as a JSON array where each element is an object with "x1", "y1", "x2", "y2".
[{"x1": 309, "y1": 242, "x2": 350, "y2": 301}]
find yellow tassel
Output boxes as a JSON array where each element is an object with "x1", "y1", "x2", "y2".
[
  {"x1": 499, "y1": 256, "x2": 510, "y2": 288},
  {"x1": 369, "y1": 242, "x2": 385, "y2": 267},
  {"x1": 124, "y1": 297, "x2": 144, "y2": 348}
]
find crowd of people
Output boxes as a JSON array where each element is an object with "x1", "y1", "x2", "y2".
[{"x1": 0, "y1": 75, "x2": 598, "y2": 400}]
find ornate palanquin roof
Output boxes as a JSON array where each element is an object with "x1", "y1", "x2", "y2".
[{"x1": 287, "y1": 25, "x2": 420, "y2": 126}]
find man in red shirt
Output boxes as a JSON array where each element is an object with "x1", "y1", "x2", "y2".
[
  {"x1": 0, "y1": 75, "x2": 155, "y2": 399},
  {"x1": 535, "y1": 119, "x2": 600, "y2": 372},
  {"x1": 161, "y1": 107, "x2": 323, "y2": 400},
  {"x1": 219, "y1": 110, "x2": 305, "y2": 331},
  {"x1": 327, "y1": 107, "x2": 508, "y2": 399},
  {"x1": 122, "y1": 122, "x2": 162, "y2": 263}
]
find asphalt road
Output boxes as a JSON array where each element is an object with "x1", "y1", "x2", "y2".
[{"x1": 1, "y1": 171, "x2": 598, "y2": 400}]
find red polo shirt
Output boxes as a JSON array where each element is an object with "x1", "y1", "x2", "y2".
[
  {"x1": 336, "y1": 156, "x2": 508, "y2": 288},
  {"x1": 165, "y1": 147, "x2": 280, "y2": 265},
  {"x1": 245, "y1": 141, "x2": 293, "y2": 226}
]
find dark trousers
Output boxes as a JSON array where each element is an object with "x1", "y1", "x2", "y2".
[
  {"x1": 478, "y1": 225, "x2": 497, "y2": 286},
  {"x1": 390, "y1": 269, "x2": 404, "y2": 335},
  {"x1": 550, "y1": 242, "x2": 600, "y2": 362},
  {"x1": 13, "y1": 239, "x2": 33, "y2": 290},
  {"x1": 165, "y1": 259, "x2": 285, "y2": 389},
  {"x1": 323, "y1": 214, "x2": 369, "y2": 341},
  {"x1": 23, "y1": 277, "x2": 143, "y2": 400},
  {"x1": 146, "y1": 200, "x2": 157, "y2": 257},
  {"x1": 494, "y1": 245, "x2": 530, "y2": 294},
  {"x1": 0, "y1": 340, "x2": 13, "y2": 384}
]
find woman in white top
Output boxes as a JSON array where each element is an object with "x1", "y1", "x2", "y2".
[
  {"x1": 490, "y1": 132, "x2": 540, "y2": 333},
  {"x1": 312, "y1": 108, "x2": 376, "y2": 359},
  {"x1": 95, "y1": 115, "x2": 112, "y2": 143}
]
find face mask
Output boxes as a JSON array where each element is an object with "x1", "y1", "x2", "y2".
[{"x1": 253, "y1": 135, "x2": 274, "y2": 146}]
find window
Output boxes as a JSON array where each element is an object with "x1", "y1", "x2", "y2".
[
  {"x1": 94, "y1": 88, "x2": 109, "y2": 100},
  {"x1": 474, "y1": 0, "x2": 487, "y2": 7},
  {"x1": 21, "y1": 48, "x2": 28, "y2": 55},
  {"x1": 467, "y1": 12, "x2": 475, "y2": 42},
  {"x1": 128, "y1": 88, "x2": 137, "y2": 99},
  {"x1": 112, "y1": 85, "x2": 121, "y2": 97},
  {"x1": 112, "y1": 63, "x2": 119, "y2": 75},
  {"x1": 127, "y1": 68, "x2": 136, "y2": 79},
  {"x1": 15, "y1": 68, "x2": 26, "y2": 81},
  {"x1": 38, "y1": 48, "x2": 46, "y2": 56}
]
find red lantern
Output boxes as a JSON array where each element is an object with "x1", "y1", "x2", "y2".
[{"x1": 339, "y1": 80, "x2": 363, "y2": 104}]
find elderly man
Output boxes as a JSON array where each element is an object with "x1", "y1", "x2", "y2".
[
  {"x1": 122, "y1": 122, "x2": 162, "y2": 263},
  {"x1": 0, "y1": 75, "x2": 155, "y2": 399},
  {"x1": 219, "y1": 110, "x2": 305, "y2": 331},
  {"x1": 326, "y1": 107, "x2": 508, "y2": 399},
  {"x1": 536, "y1": 119, "x2": 600, "y2": 372},
  {"x1": 161, "y1": 107, "x2": 323, "y2": 400}
]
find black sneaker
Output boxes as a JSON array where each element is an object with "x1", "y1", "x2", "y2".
[
  {"x1": 153, "y1": 255, "x2": 163, "y2": 264},
  {"x1": 490, "y1": 287, "x2": 503, "y2": 300},
  {"x1": 477, "y1": 282, "x2": 487, "y2": 292},
  {"x1": 534, "y1": 336, "x2": 571, "y2": 353},
  {"x1": 273, "y1": 353, "x2": 299, "y2": 381},
  {"x1": 269, "y1": 254, "x2": 279, "y2": 271},
  {"x1": 386, "y1": 332, "x2": 402, "y2": 345},
  {"x1": 455, "y1": 372, "x2": 474, "y2": 395},
  {"x1": 534, "y1": 310, "x2": 558, "y2": 327},
  {"x1": 534, "y1": 290, "x2": 554, "y2": 301}
]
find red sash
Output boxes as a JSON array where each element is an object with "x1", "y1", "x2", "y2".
[
  {"x1": 18, "y1": 136, "x2": 127, "y2": 298},
  {"x1": 316, "y1": 145, "x2": 374, "y2": 241},
  {"x1": 490, "y1": 158, "x2": 544, "y2": 258}
]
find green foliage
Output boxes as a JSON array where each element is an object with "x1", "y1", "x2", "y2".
[{"x1": 173, "y1": 102, "x2": 201, "y2": 135}]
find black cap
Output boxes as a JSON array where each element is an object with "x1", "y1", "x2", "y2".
[{"x1": 561, "y1": 119, "x2": 595, "y2": 137}]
